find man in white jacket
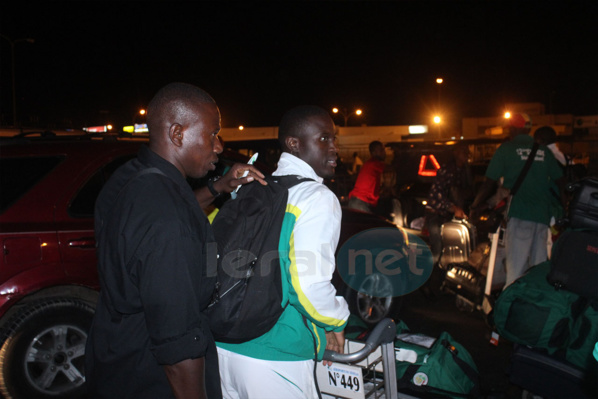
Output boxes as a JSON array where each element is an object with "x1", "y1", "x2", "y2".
[{"x1": 217, "y1": 105, "x2": 350, "y2": 398}]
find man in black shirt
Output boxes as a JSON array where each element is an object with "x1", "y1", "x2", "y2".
[{"x1": 85, "y1": 82, "x2": 264, "y2": 398}]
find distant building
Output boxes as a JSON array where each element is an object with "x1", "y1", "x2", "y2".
[{"x1": 218, "y1": 103, "x2": 598, "y2": 175}]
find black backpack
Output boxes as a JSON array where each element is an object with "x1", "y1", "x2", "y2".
[{"x1": 207, "y1": 175, "x2": 313, "y2": 343}]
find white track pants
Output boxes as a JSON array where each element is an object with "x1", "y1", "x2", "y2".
[{"x1": 217, "y1": 347, "x2": 319, "y2": 399}]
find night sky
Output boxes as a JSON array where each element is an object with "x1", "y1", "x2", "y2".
[{"x1": 1, "y1": 1, "x2": 597, "y2": 131}]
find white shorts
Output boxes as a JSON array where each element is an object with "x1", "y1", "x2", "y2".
[{"x1": 217, "y1": 347, "x2": 319, "y2": 399}]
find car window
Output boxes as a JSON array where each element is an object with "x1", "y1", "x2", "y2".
[
  {"x1": 0, "y1": 156, "x2": 64, "y2": 213},
  {"x1": 68, "y1": 155, "x2": 135, "y2": 217}
]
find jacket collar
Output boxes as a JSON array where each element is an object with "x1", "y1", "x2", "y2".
[
  {"x1": 273, "y1": 152, "x2": 324, "y2": 183},
  {"x1": 137, "y1": 144, "x2": 190, "y2": 189}
]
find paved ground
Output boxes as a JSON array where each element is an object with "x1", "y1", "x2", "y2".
[{"x1": 396, "y1": 288, "x2": 524, "y2": 398}]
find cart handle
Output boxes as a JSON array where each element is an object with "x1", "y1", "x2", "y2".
[{"x1": 323, "y1": 318, "x2": 396, "y2": 363}]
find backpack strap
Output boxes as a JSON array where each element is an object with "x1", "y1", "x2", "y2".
[
  {"x1": 271, "y1": 174, "x2": 315, "y2": 189},
  {"x1": 511, "y1": 142, "x2": 539, "y2": 197},
  {"x1": 440, "y1": 339, "x2": 481, "y2": 397}
]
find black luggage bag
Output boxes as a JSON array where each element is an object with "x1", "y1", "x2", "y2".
[
  {"x1": 547, "y1": 228, "x2": 598, "y2": 300},
  {"x1": 442, "y1": 262, "x2": 486, "y2": 308},
  {"x1": 567, "y1": 177, "x2": 598, "y2": 230},
  {"x1": 509, "y1": 344, "x2": 597, "y2": 399}
]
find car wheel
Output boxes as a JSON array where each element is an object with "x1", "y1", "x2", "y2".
[
  {"x1": 346, "y1": 274, "x2": 402, "y2": 326},
  {"x1": 0, "y1": 298, "x2": 94, "y2": 399}
]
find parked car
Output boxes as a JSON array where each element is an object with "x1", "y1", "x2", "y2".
[
  {"x1": 0, "y1": 136, "x2": 143, "y2": 399},
  {"x1": 0, "y1": 133, "x2": 408, "y2": 398}
]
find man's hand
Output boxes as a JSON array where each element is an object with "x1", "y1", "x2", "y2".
[
  {"x1": 453, "y1": 206, "x2": 467, "y2": 220},
  {"x1": 323, "y1": 331, "x2": 345, "y2": 367},
  {"x1": 213, "y1": 163, "x2": 267, "y2": 194},
  {"x1": 195, "y1": 163, "x2": 266, "y2": 209}
]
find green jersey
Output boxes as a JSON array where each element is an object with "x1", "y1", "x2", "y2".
[{"x1": 486, "y1": 134, "x2": 563, "y2": 225}]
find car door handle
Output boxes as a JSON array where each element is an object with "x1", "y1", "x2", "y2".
[{"x1": 68, "y1": 238, "x2": 96, "y2": 248}]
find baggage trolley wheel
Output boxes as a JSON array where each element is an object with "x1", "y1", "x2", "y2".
[{"x1": 455, "y1": 295, "x2": 475, "y2": 312}]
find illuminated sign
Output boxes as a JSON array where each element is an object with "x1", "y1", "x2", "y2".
[
  {"x1": 83, "y1": 126, "x2": 107, "y2": 133},
  {"x1": 134, "y1": 124, "x2": 148, "y2": 133},
  {"x1": 409, "y1": 125, "x2": 428, "y2": 134},
  {"x1": 418, "y1": 154, "x2": 440, "y2": 177},
  {"x1": 123, "y1": 124, "x2": 148, "y2": 133}
]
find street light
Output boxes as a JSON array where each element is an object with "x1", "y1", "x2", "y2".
[
  {"x1": 0, "y1": 34, "x2": 35, "y2": 126},
  {"x1": 332, "y1": 107, "x2": 363, "y2": 126},
  {"x1": 433, "y1": 115, "x2": 442, "y2": 139},
  {"x1": 131, "y1": 108, "x2": 146, "y2": 124}
]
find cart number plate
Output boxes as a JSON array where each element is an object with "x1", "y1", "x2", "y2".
[{"x1": 317, "y1": 362, "x2": 364, "y2": 399}]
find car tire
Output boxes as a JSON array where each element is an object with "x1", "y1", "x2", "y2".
[{"x1": 0, "y1": 298, "x2": 94, "y2": 399}]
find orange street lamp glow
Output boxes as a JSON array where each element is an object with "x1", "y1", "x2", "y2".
[
  {"x1": 139, "y1": 109, "x2": 146, "y2": 115},
  {"x1": 433, "y1": 116, "x2": 441, "y2": 124},
  {"x1": 504, "y1": 111, "x2": 511, "y2": 119},
  {"x1": 332, "y1": 107, "x2": 363, "y2": 126},
  {"x1": 436, "y1": 78, "x2": 443, "y2": 84},
  {"x1": 238, "y1": 125, "x2": 244, "y2": 130}
]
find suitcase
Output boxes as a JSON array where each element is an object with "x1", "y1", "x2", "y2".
[
  {"x1": 547, "y1": 229, "x2": 598, "y2": 299},
  {"x1": 567, "y1": 177, "x2": 598, "y2": 230},
  {"x1": 440, "y1": 219, "x2": 493, "y2": 311},
  {"x1": 439, "y1": 218, "x2": 477, "y2": 267},
  {"x1": 442, "y1": 262, "x2": 485, "y2": 308},
  {"x1": 509, "y1": 344, "x2": 597, "y2": 399}
]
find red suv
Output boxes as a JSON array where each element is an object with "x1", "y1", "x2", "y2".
[{"x1": 0, "y1": 136, "x2": 144, "y2": 399}]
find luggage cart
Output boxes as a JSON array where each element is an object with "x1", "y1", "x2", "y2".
[{"x1": 318, "y1": 318, "x2": 416, "y2": 399}]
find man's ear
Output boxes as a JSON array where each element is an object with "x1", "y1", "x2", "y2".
[
  {"x1": 169, "y1": 123, "x2": 183, "y2": 147},
  {"x1": 285, "y1": 137, "x2": 299, "y2": 154}
]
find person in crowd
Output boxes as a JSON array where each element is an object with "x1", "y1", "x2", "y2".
[
  {"x1": 534, "y1": 125, "x2": 566, "y2": 166},
  {"x1": 216, "y1": 105, "x2": 350, "y2": 398},
  {"x1": 470, "y1": 113, "x2": 565, "y2": 288},
  {"x1": 349, "y1": 151, "x2": 363, "y2": 175},
  {"x1": 534, "y1": 125, "x2": 568, "y2": 253},
  {"x1": 424, "y1": 142, "x2": 473, "y2": 264},
  {"x1": 347, "y1": 140, "x2": 388, "y2": 213},
  {"x1": 85, "y1": 82, "x2": 265, "y2": 399}
]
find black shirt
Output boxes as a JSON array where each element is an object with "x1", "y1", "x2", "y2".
[{"x1": 85, "y1": 145, "x2": 221, "y2": 398}]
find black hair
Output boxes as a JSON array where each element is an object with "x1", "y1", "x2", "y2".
[
  {"x1": 146, "y1": 82, "x2": 215, "y2": 137},
  {"x1": 534, "y1": 126, "x2": 557, "y2": 145},
  {"x1": 369, "y1": 140, "x2": 383, "y2": 154},
  {"x1": 278, "y1": 105, "x2": 330, "y2": 151}
]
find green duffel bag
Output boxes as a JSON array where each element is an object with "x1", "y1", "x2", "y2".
[
  {"x1": 566, "y1": 299, "x2": 598, "y2": 371},
  {"x1": 493, "y1": 261, "x2": 580, "y2": 351},
  {"x1": 395, "y1": 330, "x2": 481, "y2": 398}
]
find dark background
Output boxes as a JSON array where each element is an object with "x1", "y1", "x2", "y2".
[{"x1": 1, "y1": 1, "x2": 597, "y2": 130}]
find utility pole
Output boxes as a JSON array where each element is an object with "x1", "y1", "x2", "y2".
[{"x1": 1, "y1": 34, "x2": 35, "y2": 126}]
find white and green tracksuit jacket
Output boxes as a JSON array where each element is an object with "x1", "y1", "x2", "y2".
[{"x1": 217, "y1": 152, "x2": 350, "y2": 361}]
